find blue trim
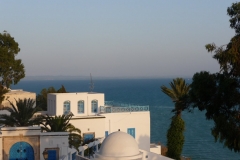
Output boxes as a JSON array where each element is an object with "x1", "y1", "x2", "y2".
[
  {"x1": 63, "y1": 101, "x2": 71, "y2": 114},
  {"x1": 91, "y1": 100, "x2": 98, "y2": 113},
  {"x1": 78, "y1": 100, "x2": 84, "y2": 113},
  {"x1": 127, "y1": 128, "x2": 135, "y2": 138},
  {"x1": 105, "y1": 131, "x2": 108, "y2": 138}
]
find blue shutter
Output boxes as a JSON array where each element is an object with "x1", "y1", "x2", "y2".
[
  {"x1": 127, "y1": 128, "x2": 135, "y2": 138},
  {"x1": 72, "y1": 152, "x2": 76, "y2": 160},
  {"x1": 84, "y1": 133, "x2": 95, "y2": 143},
  {"x1": 105, "y1": 131, "x2": 108, "y2": 138}
]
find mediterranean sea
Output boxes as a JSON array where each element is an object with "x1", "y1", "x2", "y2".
[{"x1": 11, "y1": 79, "x2": 240, "y2": 160}]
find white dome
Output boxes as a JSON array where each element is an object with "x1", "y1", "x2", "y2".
[{"x1": 94, "y1": 131, "x2": 142, "y2": 160}]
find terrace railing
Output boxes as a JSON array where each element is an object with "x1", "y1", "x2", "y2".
[{"x1": 100, "y1": 102, "x2": 149, "y2": 113}]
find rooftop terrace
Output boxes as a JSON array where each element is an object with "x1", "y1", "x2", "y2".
[{"x1": 100, "y1": 101, "x2": 149, "y2": 113}]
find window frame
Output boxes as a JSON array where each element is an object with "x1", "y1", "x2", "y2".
[
  {"x1": 91, "y1": 100, "x2": 98, "y2": 113},
  {"x1": 78, "y1": 100, "x2": 84, "y2": 114},
  {"x1": 63, "y1": 100, "x2": 71, "y2": 115},
  {"x1": 127, "y1": 128, "x2": 135, "y2": 138}
]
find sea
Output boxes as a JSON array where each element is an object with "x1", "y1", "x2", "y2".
[{"x1": 11, "y1": 78, "x2": 240, "y2": 160}]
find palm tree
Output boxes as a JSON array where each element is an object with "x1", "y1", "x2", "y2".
[
  {"x1": 41, "y1": 114, "x2": 73, "y2": 132},
  {"x1": 68, "y1": 125, "x2": 82, "y2": 152},
  {"x1": 161, "y1": 78, "x2": 190, "y2": 116},
  {"x1": 0, "y1": 98, "x2": 42, "y2": 127},
  {"x1": 41, "y1": 114, "x2": 82, "y2": 151},
  {"x1": 161, "y1": 78, "x2": 190, "y2": 160}
]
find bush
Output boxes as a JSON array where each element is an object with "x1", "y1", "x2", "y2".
[{"x1": 167, "y1": 115, "x2": 185, "y2": 160}]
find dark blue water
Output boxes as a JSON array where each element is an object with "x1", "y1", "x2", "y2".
[{"x1": 11, "y1": 79, "x2": 240, "y2": 160}]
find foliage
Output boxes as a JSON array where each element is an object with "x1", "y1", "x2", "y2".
[
  {"x1": 68, "y1": 125, "x2": 82, "y2": 152},
  {"x1": 227, "y1": 2, "x2": 240, "y2": 34},
  {"x1": 161, "y1": 78, "x2": 189, "y2": 159},
  {"x1": 189, "y1": 2, "x2": 240, "y2": 152},
  {"x1": 36, "y1": 85, "x2": 67, "y2": 110},
  {"x1": 0, "y1": 85, "x2": 9, "y2": 107},
  {"x1": 83, "y1": 138, "x2": 96, "y2": 158},
  {"x1": 161, "y1": 78, "x2": 190, "y2": 116},
  {"x1": 205, "y1": 35, "x2": 240, "y2": 76},
  {"x1": 0, "y1": 31, "x2": 25, "y2": 88},
  {"x1": 0, "y1": 98, "x2": 42, "y2": 126},
  {"x1": 189, "y1": 72, "x2": 240, "y2": 152},
  {"x1": 166, "y1": 115, "x2": 185, "y2": 160},
  {"x1": 41, "y1": 114, "x2": 73, "y2": 132},
  {"x1": 41, "y1": 114, "x2": 82, "y2": 151}
]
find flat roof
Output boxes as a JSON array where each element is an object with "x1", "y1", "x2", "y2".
[
  {"x1": 6, "y1": 89, "x2": 35, "y2": 95},
  {"x1": 48, "y1": 92, "x2": 104, "y2": 95}
]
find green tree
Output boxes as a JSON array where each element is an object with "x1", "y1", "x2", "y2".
[
  {"x1": 41, "y1": 114, "x2": 73, "y2": 132},
  {"x1": 161, "y1": 78, "x2": 190, "y2": 160},
  {"x1": 161, "y1": 78, "x2": 190, "y2": 116},
  {"x1": 189, "y1": 2, "x2": 240, "y2": 152},
  {"x1": 227, "y1": 2, "x2": 240, "y2": 34},
  {"x1": 68, "y1": 125, "x2": 82, "y2": 152},
  {"x1": 166, "y1": 116, "x2": 185, "y2": 160},
  {"x1": 190, "y1": 72, "x2": 240, "y2": 152},
  {"x1": 0, "y1": 31, "x2": 25, "y2": 88},
  {"x1": 41, "y1": 114, "x2": 82, "y2": 151},
  {"x1": 0, "y1": 85, "x2": 9, "y2": 108},
  {"x1": 0, "y1": 98, "x2": 42, "y2": 127},
  {"x1": 36, "y1": 85, "x2": 67, "y2": 110}
]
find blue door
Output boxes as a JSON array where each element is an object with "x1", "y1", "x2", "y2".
[
  {"x1": 48, "y1": 150, "x2": 57, "y2": 160},
  {"x1": 9, "y1": 141, "x2": 34, "y2": 160}
]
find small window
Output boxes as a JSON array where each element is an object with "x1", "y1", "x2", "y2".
[
  {"x1": 83, "y1": 132, "x2": 95, "y2": 143},
  {"x1": 78, "y1": 100, "x2": 84, "y2": 113},
  {"x1": 127, "y1": 128, "x2": 135, "y2": 138},
  {"x1": 63, "y1": 101, "x2": 70, "y2": 114},
  {"x1": 91, "y1": 100, "x2": 98, "y2": 113},
  {"x1": 105, "y1": 131, "x2": 108, "y2": 138}
]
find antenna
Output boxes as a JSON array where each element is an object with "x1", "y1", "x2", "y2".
[{"x1": 89, "y1": 73, "x2": 94, "y2": 92}]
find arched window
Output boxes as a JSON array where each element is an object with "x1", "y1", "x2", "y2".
[
  {"x1": 63, "y1": 101, "x2": 70, "y2": 114},
  {"x1": 78, "y1": 100, "x2": 84, "y2": 113},
  {"x1": 91, "y1": 100, "x2": 98, "y2": 113}
]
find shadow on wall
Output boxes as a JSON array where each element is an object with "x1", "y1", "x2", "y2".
[
  {"x1": 138, "y1": 135, "x2": 150, "y2": 151},
  {"x1": 138, "y1": 135, "x2": 174, "y2": 160}
]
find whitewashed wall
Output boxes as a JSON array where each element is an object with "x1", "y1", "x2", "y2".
[
  {"x1": 40, "y1": 132, "x2": 69, "y2": 160},
  {"x1": 101, "y1": 112, "x2": 150, "y2": 151},
  {"x1": 48, "y1": 92, "x2": 104, "y2": 116},
  {"x1": 139, "y1": 149, "x2": 173, "y2": 160},
  {"x1": 70, "y1": 116, "x2": 105, "y2": 140}
]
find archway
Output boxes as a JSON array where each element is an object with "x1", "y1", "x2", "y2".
[{"x1": 9, "y1": 141, "x2": 34, "y2": 160}]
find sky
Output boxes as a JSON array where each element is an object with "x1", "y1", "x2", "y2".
[{"x1": 0, "y1": 1, "x2": 236, "y2": 79}]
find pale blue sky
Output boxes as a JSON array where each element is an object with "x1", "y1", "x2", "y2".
[{"x1": 0, "y1": 1, "x2": 236, "y2": 78}]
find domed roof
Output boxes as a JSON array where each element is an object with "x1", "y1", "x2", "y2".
[{"x1": 94, "y1": 131, "x2": 142, "y2": 160}]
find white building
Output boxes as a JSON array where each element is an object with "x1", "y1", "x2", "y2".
[
  {"x1": 47, "y1": 92, "x2": 172, "y2": 160},
  {"x1": 0, "y1": 90, "x2": 172, "y2": 160},
  {"x1": 47, "y1": 92, "x2": 150, "y2": 151},
  {"x1": 0, "y1": 126, "x2": 69, "y2": 160}
]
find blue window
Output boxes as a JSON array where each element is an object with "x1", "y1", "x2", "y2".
[
  {"x1": 72, "y1": 152, "x2": 76, "y2": 160},
  {"x1": 105, "y1": 131, "x2": 108, "y2": 138},
  {"x1": 127, "y1": 128, "x2": 135, "y2": 138},
  {"x1": 91, "y1": 100, "x2": 98, "y2": 113},
  {"x1": 78, "y1": 100, "x2": 84, "y2": 113},
  {"x1": 83, "y1": 133, "x2": 95, "y2": 143},
  {"x1": 63, "y1": 101, "x2": 70, "y2": 114}
]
